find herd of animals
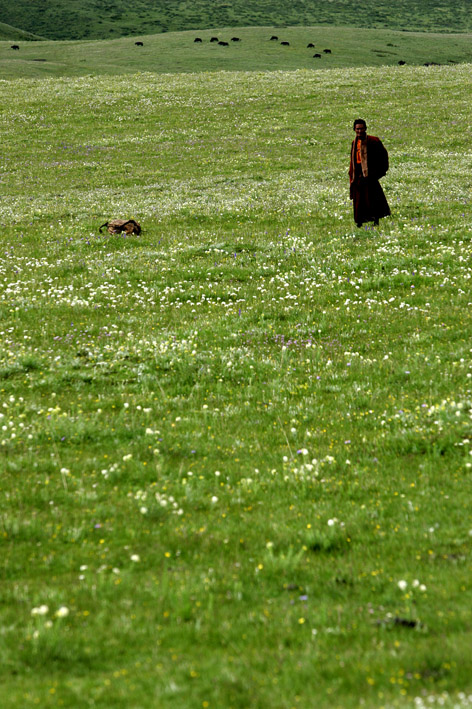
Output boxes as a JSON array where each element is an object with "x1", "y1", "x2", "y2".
[
  {"x1": 8, "y1": 36, "x2": 449, "y2": 66},
  {"x1": 190, "y1": 35, "x2": 446, "y2": 64},
  {"x1": 191, "y1": 35, "x2": 333, "y2": 58}
]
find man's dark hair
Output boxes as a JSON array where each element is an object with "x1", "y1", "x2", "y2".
[{"x1": 353, "y1": 118, "x2": 367, "y2": 130}]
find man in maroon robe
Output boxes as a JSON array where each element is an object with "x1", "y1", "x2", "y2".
[{"x1": 349, "y1": 119, "x2": 390, "y2": 228}]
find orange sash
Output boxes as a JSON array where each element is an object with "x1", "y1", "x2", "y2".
[{"x1": 356, "y1": 139, "x2": 362, "y2": 164}]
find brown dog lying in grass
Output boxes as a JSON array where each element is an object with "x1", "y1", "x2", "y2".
[{"x1": 99, "y1": 219, "x2": 141, "y2": 235}]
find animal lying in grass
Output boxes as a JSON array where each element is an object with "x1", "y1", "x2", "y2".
[{"x1": 98, "y1": 219, "x2": 141, "y2": 235}]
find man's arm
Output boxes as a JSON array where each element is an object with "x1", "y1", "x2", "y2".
[{"x1": 372, "y1": 138, "x2": 389, "y2": 179}]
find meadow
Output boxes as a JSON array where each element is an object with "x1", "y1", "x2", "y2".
[
  {"x1": 1, "y1": 60, "x2": 472, "y2": 708},
  {"x1": 1, "y1": 25, "x2": 472, "y2": 79}
]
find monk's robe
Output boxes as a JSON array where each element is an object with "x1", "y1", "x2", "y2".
[{"x1": 349, "y1": 135, "x2": 390, "y2": 226}]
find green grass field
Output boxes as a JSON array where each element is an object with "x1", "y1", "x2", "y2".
[
  {"x1": 1, "y1": 25, "x2": 472, "y2": 709},
  {"x1": 1, "y1": 25, "x2": 472, "y2": 79},
  {"x1": 0, "y1": 0, "x2": 471, "y2": 40}
]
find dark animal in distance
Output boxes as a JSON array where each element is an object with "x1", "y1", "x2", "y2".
[
  {"x1": 231, "y1": 37, "x2": 241, "y2": 42},
  {"x1": 99, "y1": 219, "x2": 141, "y2": 236},
  {"x1": 210, "y1": 37, "x2": 219, "y2": 42},
  {"x1": 194, "y1": 37, "x2": 202, "y2": 43},
  {"x1": 307, "y1": 43, "x2": 315, "y2": 48},
  {"x1": 323, "y1": 49, "x2": 331, "y2": 54},
  {"x1": 135, "y1": 41, "x2": 143, "y2": 46},
  {"x1": 218, "y1": 41, "x2": 229, "y2": 46},
  {"x1": 280, "y1": 41, "x2": 290, "y2": 46},
  {"x1": 11, "y1": 45, "x2": 19, "y2": 50},
  {"x1": 270, "y1": 35, "x2": 278, "y2": 41},
  {"x1": 313, "y1": 53, "x2": 321, "y2": 58},
  {"x1": 398, "y1": 60, "x2": 406, "y2": 65},
  {"x1": 393, "y1": 617, "x2": 418, "y2": 628}
]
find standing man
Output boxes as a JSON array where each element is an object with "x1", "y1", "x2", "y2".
[{"x1": 349, "y1": 119, "x2": 390, "y2": 228}]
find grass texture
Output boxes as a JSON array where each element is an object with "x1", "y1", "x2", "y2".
[
  {"x1": 1, "y1": 25, "x2": 472, "y2": 79},
  {"x1": 0, "y1": 22, "x2": 44, "y2": 42},
  {"x1": 0, "y1": 0, "x2": 471, "y2": 40},
  {"x1": 1, "y1": 63, "x2": 472, "y2": 708}
]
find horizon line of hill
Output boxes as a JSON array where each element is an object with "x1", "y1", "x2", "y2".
[{"x1": 0, "y1": 0, "x2": 471, "y2": 41}]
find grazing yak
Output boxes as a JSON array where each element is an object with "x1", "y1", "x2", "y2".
[
  {"x1": 210, "y1": 37, "x2": 219, "y2": 42},
  {"x1": 218, "y1": 41, "x2": 229, "y2": 46},
  {"x1": 313, "y1": 53, "x2": 321, "y2": 58},
  {"x1": 231, "y1": 37, "x2": 241, "y2": 42},
  {"x1": 270, "y1": 35, "x2": 278, "y2": 41},
  {"x1": 135, "y1": 41, "x2": 143, "y2": 46},
  {"x1": 307, "y1": 43, "x2": 315, "y2": 48},
  {"x1": 99, "y1": 219, "x2": 141, "y2": 236},
  {"x1": 280, "y1": 41, "x2": 290, "y2": 46},
  {"x1": 398, "y1": 60, "x2": 406, "y2": 65},
  {"x1": 11, "y1": 45, "x2": 20, "y2": 50},
  {"x1": 194, "y1": 37, "x2": 202, "y2": 43},
  {"x1": 323, "y1": 48, "x2": 331, "y2": 53}
]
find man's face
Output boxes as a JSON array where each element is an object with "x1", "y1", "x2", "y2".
[{"x1": 354, "y1": 123, "x2": 367, "y2": 139}]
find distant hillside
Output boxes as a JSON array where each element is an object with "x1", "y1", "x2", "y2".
[
  {"x1": 0, "y1": 21, "x2": 44, "y2": 41},
  {"x1": 1, "y1": 26, "x2": 471, "y2": 80},
  {"x1": 0, "y1": 0, "x2": 470, "y2": 41}
]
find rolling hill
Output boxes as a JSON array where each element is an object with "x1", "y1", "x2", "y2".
[
  {"x1": 0, "y1": 21, "x2": 44, "y2": 41},
  {"x1": 1, "y1": 25, "x2": 471, "y2": 80},
  {"x1": 0, "y1": 0, "x2": 470, "y2": 41}
]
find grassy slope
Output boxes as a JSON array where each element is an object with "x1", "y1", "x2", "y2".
[
  {"x1": 1, "y1": 63, "x2": 472, "y2": 708},
  {"x1": 0, "y1": 22, "x2": 44, "y2": 41},
  {"x1": 1, "y1": 25, "x2": 472, "y2": 79},
  {"x1": 0, "y1": 0, "x2": 470, "y2": 40}
]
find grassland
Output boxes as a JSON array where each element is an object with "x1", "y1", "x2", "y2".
[
  {"x1": 1, "y1": 25, "x2": 472, "y2": 79},
  {"x1": 1, "y1": 0, "x2": 471, "y2": 40},
  {"x1": 0, "y1": 22, "x2": 44, "y2": 42},
  {"x1": 1, "y1": 60, "x2": 472, "y2": 708}
]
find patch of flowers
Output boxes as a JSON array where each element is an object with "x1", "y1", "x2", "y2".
[
  {"x1": 129, "y1": 487, "x2": 184, "y2": 517},
  {"x1": 282, "y1": 451, "x2": 337, "y2": 482}
]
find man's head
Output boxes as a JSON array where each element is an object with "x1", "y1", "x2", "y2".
[{"x1": 353, "y1": 119, "x2": 367, "y2": 139}]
